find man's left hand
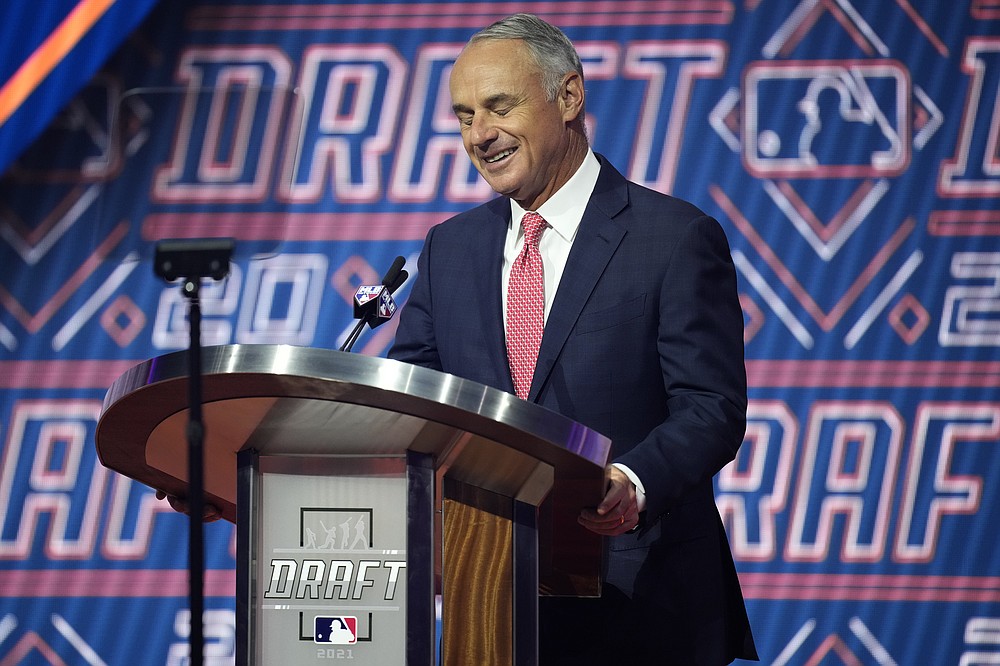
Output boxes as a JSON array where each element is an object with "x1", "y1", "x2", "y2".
[{"x1": 578, "y1": 465, "x2": 640, "y2": 536}]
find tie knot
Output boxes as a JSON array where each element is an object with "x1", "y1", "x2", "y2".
[{"x1": 521, "y1": 212, "x2": 547, "y2": 247}]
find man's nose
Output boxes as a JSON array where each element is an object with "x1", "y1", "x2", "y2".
[{"x1": 469, "y1": 114, "x2": 498, "y2": 146}]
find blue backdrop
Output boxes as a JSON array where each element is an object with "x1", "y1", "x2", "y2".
[{"x1": 1, "y1": 1, "x2": 998, "y2": 663}]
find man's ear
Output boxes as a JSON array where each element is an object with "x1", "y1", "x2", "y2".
[{"x1": 560, "y1": 71, "x2": 585, "y2": 122}]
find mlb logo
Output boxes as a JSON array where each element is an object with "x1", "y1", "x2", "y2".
[
  {"x1": 314, "y1": 616, "x2": 358, "y2": 644},
  {"x1": 378, "y1": 292, "x2": 396, "y2": 318},
  {"x1": 354, "y1": 285, "x2": 383, "y2": 306}
]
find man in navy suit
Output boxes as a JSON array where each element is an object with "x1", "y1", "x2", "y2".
[{"x1": 389, "y1": 13, "x2": 757, "y2": 665}]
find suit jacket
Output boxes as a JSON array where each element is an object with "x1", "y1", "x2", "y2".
[{"x1": 389, "y1": 155, "x2": 757, "y2": 661}]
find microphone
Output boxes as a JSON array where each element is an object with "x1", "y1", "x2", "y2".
[
  {"x1": 340, "y1": 257, "x2": 407, "y2": 353},
  {"x1": 381, "y1": 255, "x2": 406, "y2": 293},
  {"x1": 387, "y1": 268, "x2": 408, "y2": 296},
  {"x1": 351, "y1": 255, "x2": 404, "y2": 327}
]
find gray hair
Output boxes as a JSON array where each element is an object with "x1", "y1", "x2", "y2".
[{"x1": 468, "y1": 13, "x2": 584, "y2": 102}]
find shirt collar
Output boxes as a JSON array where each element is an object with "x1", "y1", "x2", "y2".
[{"x1": 510, "y1": 149, "x2": 600, "y2": 242}]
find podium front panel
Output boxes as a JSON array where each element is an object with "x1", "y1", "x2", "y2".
[{"x1": 251, "y1": 455, "x2": 412, "y2": 664}]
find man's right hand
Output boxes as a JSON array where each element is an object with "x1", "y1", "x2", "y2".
[{"x1": 155, "y1": 490, "x2": 223, "y2": 522}]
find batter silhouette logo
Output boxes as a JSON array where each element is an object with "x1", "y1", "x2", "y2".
[
  {"x1": 301, "y1": 508, "x2": 373, "y2": 550},
  {"x1": 314, "y1": 616, "x2": 358, "y2": 644},
  {"x1": 742, "y1": 60, "x2": 910, "y2": 178}
]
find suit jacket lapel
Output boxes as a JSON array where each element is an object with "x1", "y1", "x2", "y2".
[
  {"x1": 476, "y1": 198, "x2": 516, "y2": 393},
  {"x1": 529, "y1": 156, "x2": 629, "y2": 401}
]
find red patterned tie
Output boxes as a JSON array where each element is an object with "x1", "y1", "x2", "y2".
[{"x1": 506, "y1": 212, "x2": 547, "y2": 399}]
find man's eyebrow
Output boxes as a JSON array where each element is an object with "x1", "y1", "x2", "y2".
[{"x1": 452, "y1": 93, "x2": 519, "y2": 115}]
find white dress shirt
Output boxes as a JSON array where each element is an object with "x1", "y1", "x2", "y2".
[{"x1": 501, "y1": 150, "x2": 647, "y2": 510}]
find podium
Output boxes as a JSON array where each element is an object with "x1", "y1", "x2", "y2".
[{"x1": 95, "y1": 344, "x2": 610, "y2": 665}]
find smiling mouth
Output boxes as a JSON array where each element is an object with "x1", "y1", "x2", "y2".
[{"x1": 484, "y1": 148, "x2": 516, "y2": 164}]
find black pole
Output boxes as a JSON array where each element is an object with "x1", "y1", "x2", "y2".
[
  {"x1": 184, "y1": 278, "x2": 205, "y2": 666},
  {"x1": 153, "y1": 238, "x2": 233, "y2": 666}
]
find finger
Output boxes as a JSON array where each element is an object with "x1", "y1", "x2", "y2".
[
  {"x1": 166, "y1": 495, "x2": 189, "y2": 513},
  {"x1": 578, "y1": 510, "x2": 633, "y2": 536},
  {"x1": 580, "y1": 496, "x2": 640, "y2": 534},
  {"x1": 579, "y1": 505, "x2": 630, "y2": 530},
  {"x1": 595, "y1": 469, "x2": 631, "y2": 515},
  {"x1": 582, "y1": 498, "x2": 624, "y2": 523},
  {"x1": 157, "y1": 492, "x2": 223, "y2": 522}
]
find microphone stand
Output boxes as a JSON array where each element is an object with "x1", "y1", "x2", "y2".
[
  {"x1": 153, "y1": 239, "x2": 234, "y2": 666},
  {"x1": 339, "y1": 313, "x2": 369, "y2": 353}
]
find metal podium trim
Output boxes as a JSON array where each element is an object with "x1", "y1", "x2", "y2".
[{"x1": 97, "y1": 344, "x2": 610, "y2": 523}]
